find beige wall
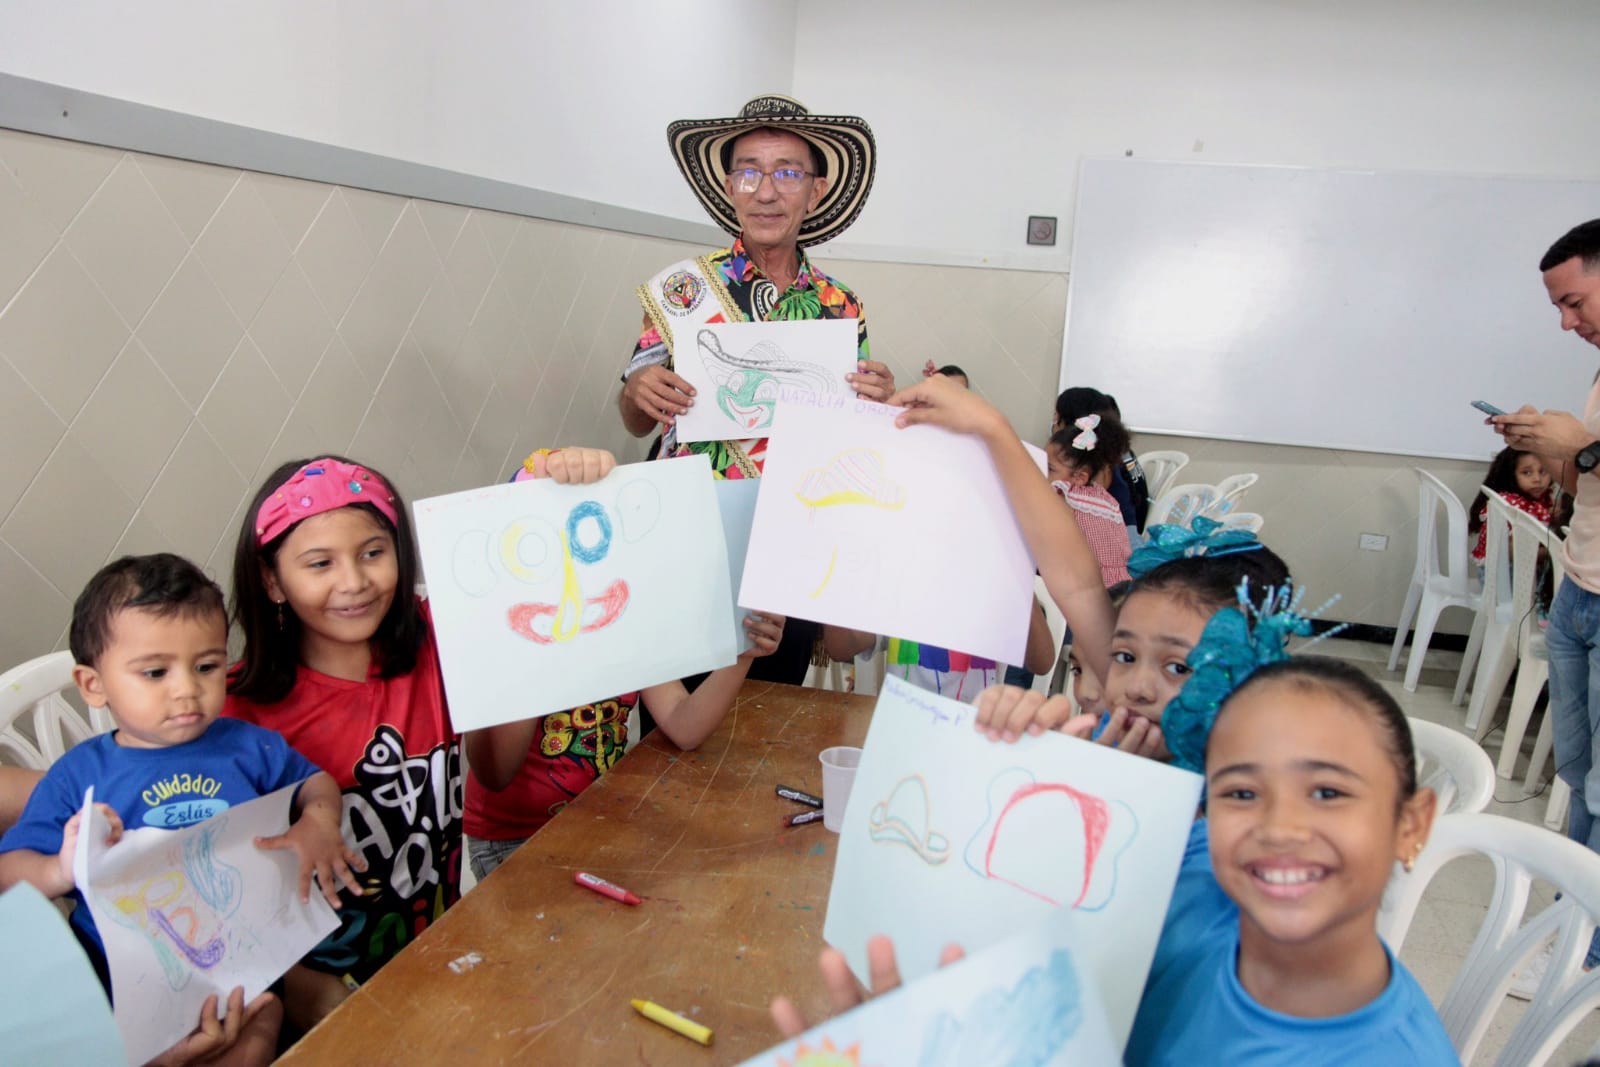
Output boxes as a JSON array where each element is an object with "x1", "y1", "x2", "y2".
[{"x1": 0, "y1": 127, "x2": 1500, "y2": 673}]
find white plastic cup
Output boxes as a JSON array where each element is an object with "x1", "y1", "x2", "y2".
[{"x1": 819, "y1": 746, "x2": 864, "y2": 833}]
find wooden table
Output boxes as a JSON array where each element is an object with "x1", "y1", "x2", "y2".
[{"x1": 279, "y1": 681, "x2": 873, "y2": 1065}]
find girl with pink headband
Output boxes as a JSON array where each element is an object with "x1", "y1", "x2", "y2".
[{"x1": 223, "y1": 454, "x2": 519, "y2": 1031}]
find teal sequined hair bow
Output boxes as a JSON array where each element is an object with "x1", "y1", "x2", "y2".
[
  {"x1": 1126, "y1": 515, "x2": 1264, "y2": 579},
  {"x1": 1161, "y1": 583, "x2": 1344, "y2": 775}
]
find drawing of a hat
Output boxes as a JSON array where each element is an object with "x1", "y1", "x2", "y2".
[
  {"x1": 962, "y1": 768, "x2": 1136, "y2": 910},
  {"x1": 795, "y1": 449, "x2": 906, "y2": 510},
  {"x1": 868, "y1": 776, "x2": 950, "y2": 864}
]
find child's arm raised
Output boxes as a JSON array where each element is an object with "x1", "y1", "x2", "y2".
[
  {"x1": 644, "y1": 612, "x2": 786, "y2": 751},
  {"x1": 890, "y1": 377, "x2": 1115, "y2": 676},
  {"x1": 1022, "y1": 599, "x2": 1057, "y2": 676},
  {"x1": 255, "y1": 772, "x2": 364, "y2": 909},
  {"x1": 0, "y1": 801, "x2": 123, "y2": 898}
]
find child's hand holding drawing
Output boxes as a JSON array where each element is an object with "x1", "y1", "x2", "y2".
[
  {"x1": 56, "y1": 801, "x2": 123, "y2": 893},
  {"x1": 769, "y1": 934, "x2": 967, "y2": 1038},
  {"x1": 253, "y1": 772, "x2": 364, "y2": 909},
  {"x1": 740, "y1": 611, "x2": 785, "y2": 661},
  {"x1": 146, "y1": 986, "x2": 282, "y2": 1067},
  {"x1": 974, "y1": 685, "x2": 1174, "y2": 761},
  {"x1": 974, "y1": 686, "x2": 1091, "y2": 743},
  {"x1": 544, "y1": 447, "x2": 616, "y2": 485},
  {"x1": 889, "y1": 374, "x2": 1009, "y2": 438}
]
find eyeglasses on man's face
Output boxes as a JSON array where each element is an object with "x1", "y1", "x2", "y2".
[{"x1": 728, "y1": 167, "x2": 814, "y2": 195}]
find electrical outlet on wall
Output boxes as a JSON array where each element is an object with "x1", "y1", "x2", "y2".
[{"x1": 1358, "y1": 533, "x2": 1388, "y2": 551}]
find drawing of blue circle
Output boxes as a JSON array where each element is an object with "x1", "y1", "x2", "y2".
[{"x1": 567, "y1": 500, "x2": 612, "y2": 564}]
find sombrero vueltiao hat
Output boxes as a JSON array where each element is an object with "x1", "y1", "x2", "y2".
[{"x1": 667, "y1": 95, "x2": 876, "y2": 248}]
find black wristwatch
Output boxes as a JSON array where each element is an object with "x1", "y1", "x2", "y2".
[{"x1": 1577, "y1": 441, "x2": 1600, "y2": 473}]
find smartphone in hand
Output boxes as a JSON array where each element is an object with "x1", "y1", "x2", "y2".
[{"x1": 1471, "y1": 400, "x2": 1506, "y2": 417}]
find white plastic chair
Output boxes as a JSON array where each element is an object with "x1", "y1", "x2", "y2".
[
  {"x1": 1136, "y1": 450, "x2": 1189, "y2": 503},
  {"x1": 0, "y1": 651, "x2": 112, "y2": 768},
  {"x1": 1029, "y1": 577, "x2": 1069, "y2": 695},
  {"x1": 1203, "y1": 472, "x2": 1259, "y2": 518},
  {"x1": 1496, "y1": 511, "x2": 1564, "y2": 780},
  {"x1": 1463, "y1": 492, "x2": 1541, "y2": 741},
  {"x1": 1409, "y1": 717, "x2": 1495, "y2": 815},
  {"x1": 1216, "y1": 512, "x2": 1264, "y2": 535},
  {"x1": 1381, "y1": 812, "x2": 1600, "y2": 1066},
  {"x1": 1388, "y1": 470, "x2": 1483, "y2": 693},
  {"x1": 1147, "y1": 483, "x2": 1219, "y2": 528}
]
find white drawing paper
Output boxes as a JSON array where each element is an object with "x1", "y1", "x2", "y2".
[
  {"x1": 73, "y1": 785, "x2": 340, "y2": 1066},
  {"x1": 0, "y1": 883, "x2": 127, "y2": 1067},
  {"x1": 823, "y1": 676, "x2": 1204, "y2": 1048},
  {"x1": 714, "y1": 478, "x2": 762, "y2": 655},
  {"x1": 673, "y1": 319, "x2": 858, "y2": 444},
  {"x1": 413, "y1": 454, "x2": 738, "y2": 729},
  {"x1": 739, "y1": 906, "x2": 1118, "y2": 1067},
  {"x1": 739, "y1": 399, "x2": 1039, "y2": 666}
]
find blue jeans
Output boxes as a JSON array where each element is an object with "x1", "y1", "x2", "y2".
[
  {"x1": 466, "y1": 835, "x2": 526, "y2": 882},
  {"x1": 1542, "y1": 580, "x2": 1600, "y2": 965}
]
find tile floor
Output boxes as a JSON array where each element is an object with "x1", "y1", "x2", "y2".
[{"x1": 1324, "y1": 636, "x2": 1600, "y2": 1066}]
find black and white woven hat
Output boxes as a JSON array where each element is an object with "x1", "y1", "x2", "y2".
[{"x1": 667, "y1": 94, "x2": 876, "y2": 248}]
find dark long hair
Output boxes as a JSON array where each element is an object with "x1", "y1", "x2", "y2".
[
  {"x1": 1216, "y1": 656, "x2": 1418, "y2": 802},
  {"x1": 1127, "y1": 544, "x2": 1292, "y2": 618},
  {"x1": 1468, "y1": 447, "x2": 1545, "y2": 536},
  {"x1": 227, "y1": 454, "x2": 425, "y2": 703},
  {"x1": 1049, "y1": 414, "x2": 1132, "y2": 484}
]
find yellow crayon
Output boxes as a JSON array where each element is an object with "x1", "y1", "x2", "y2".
[{"x1": 631, "y1": 998, "x2": 713, "y2": 1046}]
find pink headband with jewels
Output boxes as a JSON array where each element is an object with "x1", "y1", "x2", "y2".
[{"x1": 254, "y1": 459, "x2": 399, "y2": 545}]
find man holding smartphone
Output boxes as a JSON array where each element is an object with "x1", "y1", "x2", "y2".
[{"x1": 1495, "y1": 219, "x2": 1600, "y2": 979}]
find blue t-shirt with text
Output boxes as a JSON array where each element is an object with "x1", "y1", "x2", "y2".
[{"x1": 0, "y1": 717, "x2": 320, "y2": 958}]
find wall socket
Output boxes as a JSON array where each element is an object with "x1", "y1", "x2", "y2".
[{"x1": 1358, "y1": 533, "x2": 1388, "y2": 552}]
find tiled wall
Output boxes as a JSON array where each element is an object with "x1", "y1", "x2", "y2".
[{"x1": 0, "y1": 126, "x2": 1485, "y2": 673}]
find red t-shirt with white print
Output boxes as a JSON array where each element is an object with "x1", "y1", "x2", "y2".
[{"x1": 223, "y1": 599, "x2": 461, "y2": 984}]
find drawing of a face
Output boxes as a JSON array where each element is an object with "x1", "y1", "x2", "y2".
[
  {"x1": 717, "y1": 367, "x2": 781, "y2": 431},
  {"x1": 505, "y1": 500, "x2": 630, "y2": 645}
]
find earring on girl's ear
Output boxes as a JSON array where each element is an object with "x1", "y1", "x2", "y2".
[
  {"x1": 1403, "y1": 843, "x2": 1424, "y2": 873},
  {"x1": 275, "y1": 601, "x2": 285, "y2": 631}
]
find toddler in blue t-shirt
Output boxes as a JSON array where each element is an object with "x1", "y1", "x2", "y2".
[{"x1": 0, "y1": 553, "x2": 362, "y2": 1065}]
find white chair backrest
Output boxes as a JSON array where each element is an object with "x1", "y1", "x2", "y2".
[
  {"x1": 1381, "y1": 812, "x2": 1600, "y2": 1066},
  {"x1": 1147, "y1": 483, "x2": 1219, "y2": 528},
  {"x1": 1137, "y1": 450, "x2": 1190, "y2": 502},
  {"x1": 1417, "y1": 469, "x2": 1475, "y2": 595},
  {"x1": 1507, "y1": 503, "x2": 1564, "y2": 605},
  {"x1": 1216, "y1": 511, "x2": 1264, "y2": 534},
  {"x1": 1205, "y1": 472, "x2": 1260, "y2": 516},
  {"x1": 1484, "y1": 490, "x2": 1541, "y2": 630},
  {"x1": 1031, "y1": 576, "x2": 1069, "y2": 694},
  {"x1": 0, "y1": 651, "x2": 111, "y2": 769},
  {"x1": 1408, "y1": 717, "x2": 1494, "y2": 815}
]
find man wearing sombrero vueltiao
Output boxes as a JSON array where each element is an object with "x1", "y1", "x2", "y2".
[{"x1": 618, "y1": 95, "x2": 888, "y2": 685}]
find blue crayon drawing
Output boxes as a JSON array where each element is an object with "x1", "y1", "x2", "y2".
[{"x1": 917, "y1": 948, "x2": 1082, "y2": 1067}]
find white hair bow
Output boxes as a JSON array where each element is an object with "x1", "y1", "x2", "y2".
[{"x1": 1072, "y1": 414, "x2": 1100, "y2": 451}]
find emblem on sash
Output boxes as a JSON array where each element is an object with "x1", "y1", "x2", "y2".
[{"x1": 660, "y1": 270, "x2": 705, "y2": 314}]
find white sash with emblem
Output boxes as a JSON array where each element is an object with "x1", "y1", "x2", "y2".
[{"x1": 636, "y1": 256, "x2": 744, "y2": 359}]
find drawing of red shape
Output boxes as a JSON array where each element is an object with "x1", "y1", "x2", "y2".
[
  {"x1": 982, "y1": 783, "x2": 1120, "y2": 908},
  {"x1": 507, "y1": 580, "x2": 630, "y2": 645}
]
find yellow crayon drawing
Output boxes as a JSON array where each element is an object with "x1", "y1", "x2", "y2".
[{"x1": 795, "y1": 449, "x2": 906, "y2": 512}]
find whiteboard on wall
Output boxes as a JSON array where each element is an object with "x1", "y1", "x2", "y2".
[{"x1": 1059, "y1": 159, "x2": 1600, "y2": 460}]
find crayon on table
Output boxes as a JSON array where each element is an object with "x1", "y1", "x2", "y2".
[
  {"x1": 631, "y1": 999, "x2": 713, "y2": 1046},
  {"x1": 775, "y1": 785, "x2": 824, "y2": 808},
  {"x1": 786, "y1": 809, "x2": 825, "y2": 826},
  {"x1": 574, "y1": 870, "x2": 642, "y2": 905}
]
